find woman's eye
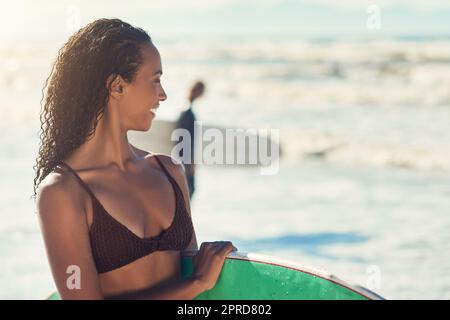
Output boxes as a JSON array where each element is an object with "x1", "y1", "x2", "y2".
[{"x1": 154, "y1": 78, "x2": 161, "y2": 83}]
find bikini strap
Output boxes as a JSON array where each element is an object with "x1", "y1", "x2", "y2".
[
  {"x1": 60, "y1": 157, "x2": 178, "y2": 197},
  {"x1": 153, "y1": 155, "x2": 173, "y2": 179},
  {"x1": 153, "y1": 155, "x2": 185, "y2": 201},
  {"x1": 59, "y1": 161, "x2": 97, "y2": 200}
]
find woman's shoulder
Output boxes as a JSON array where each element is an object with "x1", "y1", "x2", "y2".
[
  {"x1": 38, "y1": 165, "x2": 76, "y2": 194},
  {"x1": 130, "y1": 143, "x2": 182, "y2": 169},
  {"x1": 145, "y1": 152, "x2": 185, "y2": 175},
  {"x1": 36, "y1": 165, "x2": 87, "y2": 215},
  {"x1": 144, "y1": 152, "x2": 191, "y2": 208},
  {"x1": 131, "y1": 144, "x2": 187, "y2": 184}
]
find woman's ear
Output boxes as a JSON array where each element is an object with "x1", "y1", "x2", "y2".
[{"x1": 106, "y1": 74, "x2": 125, "y2": 100}]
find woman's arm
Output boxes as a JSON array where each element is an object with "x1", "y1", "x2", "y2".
[
  {"x1": 108, "y1": 276, "x2": 206, "y2": 300},
  {"x1": 36, "y1": 174, "x2": 104, "y2": 300},
  {"x1": 114, "y1": 241, "x2": 236, "y2": 300}
]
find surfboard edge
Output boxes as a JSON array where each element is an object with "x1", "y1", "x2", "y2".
[{"x1": 181, "y1": 250, "x2": 384, "y2": 300}]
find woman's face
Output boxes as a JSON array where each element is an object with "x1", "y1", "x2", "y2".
[{"x1": 118, "y1": 43, "x2": 167, "y2": 131}]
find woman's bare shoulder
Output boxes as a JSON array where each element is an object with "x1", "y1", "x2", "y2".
[
  {"x1": 145, "y1": 152, "x2": 184, "y2": 174},
  {"x1": 142, "y1": 151, "x2": 187, "y2": 188},
  {"x1": 36, "y1": 166, "x2": 86, "y2": 217},
  {"x1": 130, "y1": 144, "x2": 187, "y2": 188},
  {"x1": 37, "y1": 167, "x2": 71, "y2": 195}
]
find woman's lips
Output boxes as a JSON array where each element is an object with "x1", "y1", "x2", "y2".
[{"x1": 149, "y1": 106, "x2": 159, "y2": 116}]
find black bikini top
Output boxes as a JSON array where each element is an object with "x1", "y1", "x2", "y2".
[{"x1": 59, "y1": 156, "x2": 194, "y2": 273}]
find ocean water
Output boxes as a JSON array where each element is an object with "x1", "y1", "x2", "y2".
[{"x1": 1, "y1": 35, "x2": 449, "y2": 299}]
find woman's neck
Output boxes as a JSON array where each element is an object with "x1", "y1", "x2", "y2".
[{"x1": 65, "y1": 106, "x2": 138, "y2": 172}]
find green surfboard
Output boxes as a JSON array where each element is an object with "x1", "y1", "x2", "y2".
[{"x1": 46, "y1": 251, "x2": 383, "y2": 300}]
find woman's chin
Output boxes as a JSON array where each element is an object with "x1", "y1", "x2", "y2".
[
  {"x1": 129, "y1": 121, "x2": 153, "y2": 132},
  {"x1": 140, "y1": 114, "x2": 156, "y2": 131},
  {"x1": 140, "y1": 120, "x2": 152, "y2": 132}
]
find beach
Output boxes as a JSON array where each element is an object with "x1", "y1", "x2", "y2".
[{"x1": 1, "y1": 34, "x2": 450, "y2": 299}]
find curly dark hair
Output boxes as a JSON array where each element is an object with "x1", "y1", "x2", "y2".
[{"x1": 32, "y1": 18, "x2": 152, "y2": 198}]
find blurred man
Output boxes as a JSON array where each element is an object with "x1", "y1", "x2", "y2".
[{"x1": 176, "y1": 81, "x2": 205, "y2": 199}]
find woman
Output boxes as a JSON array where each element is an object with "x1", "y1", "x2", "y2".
[{"x1": 33, "y1": 18, "x2": 236, "y2": 300}]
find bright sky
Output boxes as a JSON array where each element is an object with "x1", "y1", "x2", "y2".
[{"x1": 1, "y1": 0, "x2": 449, "y2": 42}]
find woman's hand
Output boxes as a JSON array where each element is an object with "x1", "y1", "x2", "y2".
[{"x1": 191, "y1": 241, "x2": 237, "y2": 292}]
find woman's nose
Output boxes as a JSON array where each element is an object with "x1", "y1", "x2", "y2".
[{"x1": 159, "y1": 87, "x2": 167, "y2": 101}]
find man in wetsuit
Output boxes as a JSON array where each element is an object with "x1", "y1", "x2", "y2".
[{"x1": 176, "y1": 81, "x2": 205, "y2": 199}]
